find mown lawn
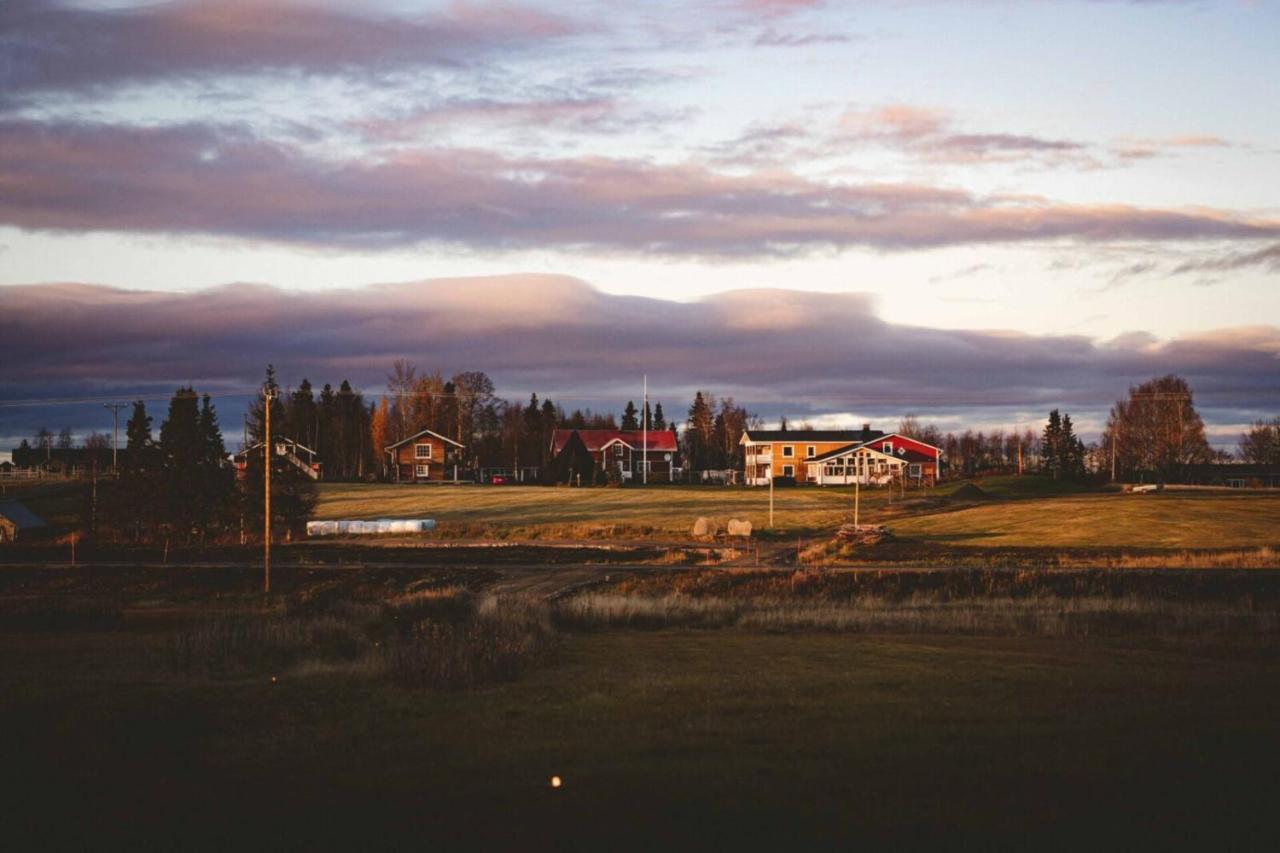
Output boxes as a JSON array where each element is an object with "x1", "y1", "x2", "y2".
[
  {"x1": 2, "y1": 627, "x2": 1276, "y2": 849},
  {"x1": 891, "y1": 491, "x2": 1280, "y2": 549}
]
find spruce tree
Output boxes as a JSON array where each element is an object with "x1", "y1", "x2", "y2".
[
  {"x1": 1042, "y1": 409, "x2": 1063, "y2": 479},
  {"x1": 196, "y1": 394, "x2": 234, "y2": 536},
  {"x1": 158, "y1": 387, "x2": 203, "y2": 540},
  {"x1": 652, "y1": 403, "x2": 666, "y2": 431},
  {"x1": 621, "y1": 400, "x2": 640, "y2": 430}
]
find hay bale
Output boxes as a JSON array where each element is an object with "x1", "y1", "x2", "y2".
[
  {"x1": 693, "y1": 517, "x2": 727, "y2": 537},
  {"x1": 726, "y1": 519, "x2": 753, "y2": 538}
]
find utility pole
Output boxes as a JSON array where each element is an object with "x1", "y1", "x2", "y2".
[
  {"x1": 642, "y1": 375, "x2": 648, "y2": 486},
  {"x1": 103, "y1": 402, "x2": 126, "y2": 473},
  {"x1": 1110, "y1": 423, "x2": 1117, "y2": 483},
  {"x1": 853, "y1": 474, "x2": 860, "y2": 529},
  {"x1": 263, "y1": 385, "x2": 276, "y2": 595},
  {"x1": 768, "y1": 467, "x2": 774, "y2": 529}
]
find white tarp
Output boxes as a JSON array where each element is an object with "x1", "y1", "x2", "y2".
[{"x1": 306, "y1": 519, "x2": 436, "y2": 536}]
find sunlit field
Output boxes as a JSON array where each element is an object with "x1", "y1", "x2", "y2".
[
  {"x1": 312, "y1": 477, "x2": 1073, "y2": 536},
  {"x1": 313, "y1": 478, "x2": 1280, "y2": 550},
  {"x1": 889, "y1": 491, "x2": 1280, "y2": 549}
]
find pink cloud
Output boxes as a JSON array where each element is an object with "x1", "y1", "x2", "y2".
[
  {"x1": 2, "y1": 119, "x2": 1277, "y2": 256},
  {"x1": 0, "y1": 0, "x2": 580, "y2": 102}
]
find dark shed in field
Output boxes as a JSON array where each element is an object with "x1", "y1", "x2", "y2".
[{"x1": 0, "y1": 500, "x2": 49, "y2": 543}]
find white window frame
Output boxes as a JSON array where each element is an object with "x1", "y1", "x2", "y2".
[
  {"x1": 909, "y1": 463, "x2": 922, "y2": 478},
  {"x1": 614, "y1": 444, "x2": 625, "y2": 457},
  {"x1": 782, "y1": 445, "x2": 794, "y2": 458},
  {"x1": 782, "y1": 464, "x2": 794, "y2": 477},
  {"x1": 806, "y1": 445, "x2": 816, "y2": 458},
  {"x1": 882, "y1": 442, "x2": 893, "y2": 454},
  {"x1": 415, "y1": 443, "x2": 432, "y2": 460},
  {"x1": 414, "y1": 464, "x2": 430, "y2": 478}
]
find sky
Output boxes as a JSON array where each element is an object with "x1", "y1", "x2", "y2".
[{"x1": 1, "y1": 0, "x2": 1278, "y2": 450}]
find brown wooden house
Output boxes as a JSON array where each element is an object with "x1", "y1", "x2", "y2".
[{"x1": 385, "y1": 429, "x2": 465, "y2": 483}]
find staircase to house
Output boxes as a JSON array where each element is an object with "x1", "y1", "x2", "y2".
[{"x1": 278, "y1": 446, "x2": 320, "y2": 479}]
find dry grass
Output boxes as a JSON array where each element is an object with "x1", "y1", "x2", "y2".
[
  {"x1": 555, "y1": 566, "x2": 1280, "y2": 638},
  {"x1": 167, "y1": 588, "x2": 557, "y2": 688},
  {"x1": 556, "y1": 590, "x2": 1279, "y2": 637},
  {"x1": 314, "y1": 482, "x2": 905, "y2": 538},
  {"x1": 891, "y1": 491, "x2": 1280, "y2": 549}
]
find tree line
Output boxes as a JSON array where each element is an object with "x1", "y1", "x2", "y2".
[{"x1": 86, "y1": 382, "x2": 316, "y2": 544}]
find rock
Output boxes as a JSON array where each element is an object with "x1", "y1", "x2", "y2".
[{"x1": 726, "y1": 519, "x2": 753, "y2": 538}]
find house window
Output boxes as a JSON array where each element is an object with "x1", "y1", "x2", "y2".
[
  {"x1": 782, "y1": 445, "x2": 794, "y2": 457},
  {"x1": 806, "y1": 445, "x2": 816, "y2": 458},
  {"x1": 415, "y1": 443, "x2": 432, "y2": 459},
  {"x1": 882, "y1": 442, "x2": 893, "y2": 454},
  {"x1": 614, "y1": 445, "x2": 624, "y2": 457},
  {"x1": 909, "y1": 463, "x2": 922, "y2": 478},
  {"x1": 782, "y1": 464, "x2": 794, "y2": 477},
  {"x1": 415, "y1": 464, "x2": 429, "y2": 478}
]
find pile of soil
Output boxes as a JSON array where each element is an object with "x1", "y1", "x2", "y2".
[
  {"x1": 836, "y1": 524, "x2": 894, "y2": 546},
  {"x1": 950, "y1": 482, "x2": 991, "y2": 502}
]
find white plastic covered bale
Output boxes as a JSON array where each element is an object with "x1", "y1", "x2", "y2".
[{"x1": 307, "y1": 518, "x2": 435, "y2": 536}]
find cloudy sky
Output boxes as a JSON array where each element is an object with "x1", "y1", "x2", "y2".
[{"x1": 1, "y1": 0, "x2": 1278, "y2": 449}]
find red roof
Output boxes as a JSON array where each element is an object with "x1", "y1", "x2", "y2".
[{"x1": 551, "y1": 428, "x2": 678, "y2": 454}]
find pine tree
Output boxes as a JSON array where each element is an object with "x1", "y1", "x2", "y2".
[
  {"x1": 685, "y1": 392, "x2": 713, "y2": 471},
  {"x1": 652, "y1": 403, "x2": 666, "y2": 431},
  {"x1": 158, "y1": 387, "x2": 204, "y2": 539},
  {"x1": 117, "y1": 400, "x2": 157, "y2": 541},
  {"x1": 125, "y1": 401, "x2": 155, "y2": 466},
  {"x1": 196, "y1": 394, "x2": 234, "y2": 535},
  {"x1": 1060, "y1": 413, "x2": 1083, "y2": 480},
  {"x1": 288, "y1": 378, "x2": 317, "y2": 449},
  {"x1": 621, "y1": 400, "x2": 640, "y2": 431},
  {"x1": 1042, "y1": 409, "x2": 1063, "y2": 479}
]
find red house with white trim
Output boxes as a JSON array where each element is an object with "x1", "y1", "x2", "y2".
[{"x1": 550, "y1": 429, "x2": 680, "y2": 483}]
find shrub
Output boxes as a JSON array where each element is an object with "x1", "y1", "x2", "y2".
[{"x1": 388, "y1": 595, "x2": 556, "y2": 689}]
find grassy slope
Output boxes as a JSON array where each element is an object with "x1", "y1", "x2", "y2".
[
  {"x1": 892, "y1": 491, "x2": 1280, "y2": 549},
  {"x1": 3, "y1": 628, "x2": 1276, "y2": 849}
]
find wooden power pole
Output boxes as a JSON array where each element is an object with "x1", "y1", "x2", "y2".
[
  {"x1": 263, "y1": 386, "x2": 276, "y2": 595},
  {"x1": 103, "y1": 402, "x2": 127, "y2": 473}
]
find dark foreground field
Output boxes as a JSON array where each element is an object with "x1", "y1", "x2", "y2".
[{"x1": 2, "y1": 564, "x2": 1278, "y2": 851}]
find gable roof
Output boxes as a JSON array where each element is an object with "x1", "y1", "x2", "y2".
[
  {"x1": 551, "y1": 428, "x2": 678, "y2": 455},
  {"x1": 809, "y1": 434, "x2": 941, "y2": 463},
  {"x1": 742, "y1": 429, "x2": 886, "y2": 445},
  {"x1": 384, "y1": 428, "x2": 464, "y2": 450},
  {"x1": 809, "y1": 442, "x2": 900, "y2": 463},
  {"x1": 0, "y1": 501, "x2": 48, "y2": 529}
]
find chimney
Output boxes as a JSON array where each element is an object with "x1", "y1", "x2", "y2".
[{"x1": 861, "y1": 423, "x2": 871, "y2": 442}]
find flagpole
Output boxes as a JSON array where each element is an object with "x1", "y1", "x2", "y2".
[{"x1": 642, "y1": 375, "x2": 648, "y2": 486}]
